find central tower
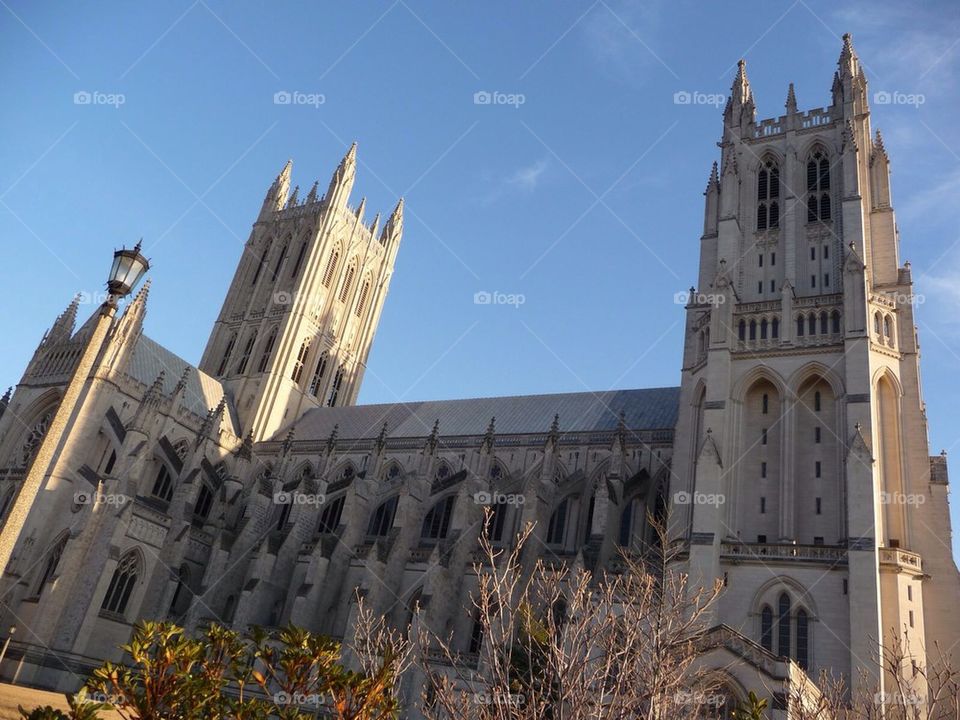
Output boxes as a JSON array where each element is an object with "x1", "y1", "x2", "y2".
[
  {"x1": 669, "y1": 34, "x2": 960, "y2": 699},
  {"x1": 199, "y1": 144, "x2": 403, "y2": 441}
]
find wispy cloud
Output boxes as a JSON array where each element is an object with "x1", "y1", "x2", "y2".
[
  {"x1": 478, "y1": 157, "x2": 550, "y2": 204},
  {"x1": 581, "y1": 0, "x2": 670, "y2": 84},
  {"x1": 505, "y1": 158, "x2": 549, "y2": 191}
]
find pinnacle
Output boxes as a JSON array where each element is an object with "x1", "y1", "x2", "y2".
[{"x1": 785, "y1": 82, "x2": 797, "y2": 113}]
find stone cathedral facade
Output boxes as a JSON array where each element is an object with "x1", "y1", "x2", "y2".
[{"x1": 0, "y1": 36, "x2": 958, "y2": 717}]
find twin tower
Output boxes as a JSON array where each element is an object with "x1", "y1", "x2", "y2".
[{"x1": 198, "y1": 144, "x2": 403, "y2": 442}]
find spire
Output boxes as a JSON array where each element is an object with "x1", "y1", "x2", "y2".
[
  {"x1": 49, "y1": 294, "x2": 81, "y2": 343},
  {"x1": 732, "y1": 59, "x2": 751, "y2": 105},
  {"x1": 377, "y1": 421, "x2": 389, "y2": 453},
  {"x1": 281, "y1": 425, "x2": 296, "y2": 456},
  {"x1": 369, "y1": 212, "x2": 381, "y2": 239},
  {"x1": 379, "y1": 198, "x2": 403, "y2": 246},
  {"x1": 874, "y1": 129, "x2": 887, "y2": 158},
  {"x1": 173, "y1": 366, "x2": 191, "y2": 396},
  {"x1": 306, "y1": 180, "x2": 319, "y2": 204},
  {"x1": 262, "y1": 159, "x2": 292, "y2": 216},
  {"x1": 286, "y1": 185, "x2": 299, "y2": 208},
  {"x1": 113, "y1": 279, "x2": 151, "y2": 341},
  {"x1": 705, "y1": 161, "x2": 719, "y2": 191},
  {"x1": 547, "y1": 414, "x2": 560, "y2": 449},
  {"x1": 838, "y1": 32, "x2": 856, "y2": 77},
  {"x1": 0, "y1": 387, "x2": 11, "y2": 424},
  {"x1": 355, "y1": 197, "x2": 367, "y2": 222},
  {"x1": 325, "y1": 143, "x2": 357, "y2": 206},
  {"x1": 615, "y1": 410, "x2": 628, "y2": 450},
  {"x1": 128, "y1": 371, "x2": 166, "y2": 434},
  {"x1": 834, "y1": 33, "x2": 867, "y2": 113},
  {"x1": 482, "y1": 417, "x2": 496, "y2": 452},
  {"x1": 785, "y1": 82, "x2": 797, "y2": 114},
  {"x1": 426, "y1": 419, "x2": 440, "y2": 453},
  {"x1": 196, "y1": 397, "x2": 226, "y2": 448},
  {"x1": 236, "y1": 431, "x2": 254, "y2": 462},
  {"x1": 326, "y1": 424, "x2": 339, "y2": 454}
]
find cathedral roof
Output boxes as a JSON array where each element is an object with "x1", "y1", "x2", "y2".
[
  {"x1": 282, "y1": 386, "x2": 680, "y2": 441},
  {"x1": 128, "y1": 335, "x2": 240, "y2": 435}
]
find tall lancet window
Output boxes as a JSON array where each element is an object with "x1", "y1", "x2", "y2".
[
  {"x1": 806, "y1": 150, "x2": 831, "y2": 222},
  {"x1": 756, "y1": 159, "x2": 780, "y2": 230}
]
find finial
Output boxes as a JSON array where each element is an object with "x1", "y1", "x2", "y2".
[
  {"x1": 854, "y1": 421, "x2": 862, "y2": 433},
  {"x1": 377, "y1": 421, "x2": 389, "y2": 452},
  {"x1": 785, "y1": 82, "x2": 797, "y2": 114},
  {"x1": 282, "y1": 425, "x2": 296, "y2": 455},
  {"x1": 174, "y1": 366, "x2": 191, "y2": 395},
  {"x1": 0, "y1": 387, "x2": 11, "y2": 422},
  {"x1": 550, "y1": 413, "x2": 560, "y2": 435},
  {"x1": 708, "y1": 160, "x2": 718, "y2": 187},
  {"x1": 237, "y1": 431, "x2": 254, "y2": 461},
  {"x1": 326, "y1": 424, "x2": 339, "y2": 453},
  {"x1": 286, "y1": 185, "x2": 299, "y2": 207},
  {"x1": 482, "y1": 417, "x2": 496, "y2": 451},
  {"x1": 306, "y1": 180, "x2": 319, "y2": 203},
  {"x1": 133, "y1": 238, "x2": 143, "y2": 254},
  {"x1": 874, "y1": 129, "x2": 886, "y2": 153},
  {"x1": 426, "y1": 419, "x2": 440, "y2": 452}
]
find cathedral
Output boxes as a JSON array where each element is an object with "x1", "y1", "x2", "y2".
[{"x1": 0, "y1": 35, "x2": 957, "y2": 717}]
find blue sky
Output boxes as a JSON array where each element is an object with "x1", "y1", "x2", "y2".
[{"x1": 1, "y1": 1, "x2": 959, "y2": 553}]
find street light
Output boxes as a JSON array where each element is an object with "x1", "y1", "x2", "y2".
[
  {"x1": 0, "y1": 240, "x2": 151, "y2": 577},
  {"x1": 107, "y1": 240, "x2": 150, "y2": 302},
  {"x1": 0, "y1": 625, "x2": 15, "y2": 668}
]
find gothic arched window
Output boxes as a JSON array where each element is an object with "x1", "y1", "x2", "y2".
[
  {"x1": 317, "y1": 495, "x2": 345, "y2": 535},
  {"x1": 777, "y1": 592, "x2": 791, "y2": 657},
  {"x1": 327, "y1": 365, "x2": 345, "y2": 407},
  {"x1": 101, "y1": 551, "x2": 141, "y2": 616},
  {"x1": 772, "y1": 317, "x2": 780, "y2": 339},
  {"x1": 290, "y1": 241, "x2": 308, "y2": 279},
  {"x1": 235, "y1": 331, "x2": 257, "y2": 375},
  {"x1": 151, "y1": 464, "x2": 174, "y2": 503},
  {"x1": 756, "y1": 159, "x2": 780, "y2": 230},
  {"x1": 546, "y1": 497, "x2": 570, "y2": 547},
  {"x1": 355, "y1": 279, "x2": 371, "y2": 317},
  {"x1": 738, "y1": 320, "x2": 746, "y2": 342},
  {"x1": 339, "y1": 262, "x2": 356, "y2": 303},
  {"x1": 421, "y1": 495, "x2": 455, "y2": 541},
  {"x1": 760, "y1": 605, "x2": 773, "y2": 652},
  {"x1": 33, "y1": 533, "x2": 67, "y2": 597},
  {"x1": 322, "y1": 248, "x2": 340, "y2": 288},
  {"x1": 797, "y1": 316, "x2": 805, "y2": 337},
  {"x1": 251, "y1": 241, "x2": 271, "y2": 286},
  {"x1": 217, "y1": 333, "x2": 237, "y2": 375},
  {"x1": 270, "y1": 241, "x2": 288, "y2": 282},
  {"x1": 796, "y1": 608, "x2": 809, "y2": 669},
  {"x1": 290, "y1": 339, "x2": 311, "y2": 384},
  {"x1": 831, "y1": 311, "x2": 841, "y2": 334},
  {"x1": 819, "y1": 312, "x2": 828, "y2": 335},
  {"x1": 19, "y1": 412, "x2": 53, "y2": 467},
  {"x1": 309, "y1": 352, "x2": 328, "y2": 397},
  {"x1": 257, "y1": 328, "x2": 278, "y2": 373},
  {"x1": 367, "y1": 496, "x2": 398, "y2": 537},
  {"x1": 806, "y1": 150, "x2": 831, "y2": 222},
  {"x1": 194, "y1": 483, "x2": 214, "y2": 522}
]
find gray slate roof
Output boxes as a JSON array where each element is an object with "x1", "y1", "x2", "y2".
[
  {"x1": 285, "y1": 387, "x2": 680, "y2": 441},
  {"x1": 127, "y1": 335, "x2": 239, "y2": 435}
]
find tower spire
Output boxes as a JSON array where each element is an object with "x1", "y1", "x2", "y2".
[
  {"x1": 726, "y1": 59, "x2": 755, "y2": 129},
  {"x1": 785, "y1": 82, "x2": 797, "y2": 114},
  {"x1": 49, "y1": 294, "x2": 81, "y2": 343},
  {"x1": 325, "y1": 143, "x2": 357, "y2": 209},
  {"x1": 380, "y1": 198, "x2": 403, "y2": 246}
]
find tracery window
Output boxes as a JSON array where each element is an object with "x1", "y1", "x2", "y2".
[{"x1": 756, "y1": 159, "x2": 780, "y2": 230}]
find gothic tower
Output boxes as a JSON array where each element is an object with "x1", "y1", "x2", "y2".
[
  {"x1": 670, "y1": 35, "x2": 960, "y2": 697},
  {"x1": 199, "y1": 144, "x2": 403, "y2": 441}
]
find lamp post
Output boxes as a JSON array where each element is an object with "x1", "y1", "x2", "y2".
[
  {"x1": 0, "y1": 626, "x2": 15, "y2": 668},
  {"x1": 0, "y1": 243, "x2": 149, "y2": 577}
]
